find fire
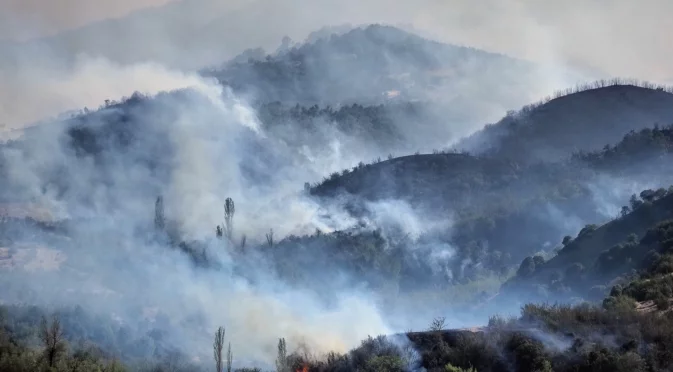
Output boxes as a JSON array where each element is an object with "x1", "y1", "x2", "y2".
[{"x1": 295, "y1": 364, "x2": 309, "y2": 372}]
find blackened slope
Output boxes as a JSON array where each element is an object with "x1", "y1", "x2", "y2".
[{"x1": 460, "y1": 84, "x2": 673, "y2": 163}]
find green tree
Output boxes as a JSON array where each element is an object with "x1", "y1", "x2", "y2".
[
  {"x1": 227, "y1": 342, "x2": 233, "y2": 372},
  {"x1": 276, "y1": 338, "x2": 288, "y2": 372},
  {"x1": 364, "y1": 355, "x2": 405, "y2": 372},
  {"x1": 445, "y1": 363, "x2": 477, "y2": 372},
  {"x1": 154, "y1": 196, "x2": 165, "y2": 231},
  {"x1": 225, "y1": 198, "x2": 235, "y2": 240},
  {"x1": 214, "y1": 327, "x2": 225, "y2": 372}
]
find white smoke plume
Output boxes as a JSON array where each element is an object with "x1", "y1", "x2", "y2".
[
  {"x1": 0, "y1": 55, "x2": 221, "y2": 138},
  {"x1": 0, "y1": 70, "x2": 393, "y2": 366}
]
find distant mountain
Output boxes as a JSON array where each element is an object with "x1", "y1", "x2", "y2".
[
  {"x1": 459, "y1": 81, "x2": 673, "y2": 164},
  {"x1": 203, "y1": 24, "x2": 576, "y2": 153},
  {"x1": 0, "y1": 0, "x2": 256, "y2": 70},
  {"x1": 204, "y1": 24, "x2": 555, "y2": 108},
  {"x1": 4, "y1": 16, "x2": 592, "y2": 147}
]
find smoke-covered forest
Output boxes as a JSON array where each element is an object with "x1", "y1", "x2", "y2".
[{"x1": 2, "y1": 3, "x2": 673, "y2": 371}]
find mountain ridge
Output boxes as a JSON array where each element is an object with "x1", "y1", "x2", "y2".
[{"x1": 459, "y1": 80, "x2": 673, "y2": 163}]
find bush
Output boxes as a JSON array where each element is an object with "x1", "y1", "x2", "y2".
[
  {"x1": 445, "y1": 363, "x2": 477, "y2": 372},
  {"x1": 364, "y1": 355, "x2": 405, "y2": 372},
  {"x1": 577, "y1": 224, "x2": 598, "y2": 238},
  {"x1": 654, "y1": 294, "x2": 669, "y2": 310},
  {"x1": 603, "y1": 295, "x2": 636, "y2": 312}
]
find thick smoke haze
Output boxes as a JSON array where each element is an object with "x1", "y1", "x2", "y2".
[
  {"x1": 0, "y1": 56, "x2": 220, "y2": 135},
  {"x1": 0, "y1": 0, "x2": 175, "y2": 41},
  {"x1": 0, "y1": 82, "x2": 396, "y2": 366},
  {"x1": 2, "y1": 0, "x2": 672, "y2": 80},
  {"x1": 2, "y1": 0, "x2": 671, "y2": 142},
  {"x1": 2, "y1": 0, "x2": 673, "y2": 370}
]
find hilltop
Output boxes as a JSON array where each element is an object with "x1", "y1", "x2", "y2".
[
  {"x1": 459, "y1": 81, "x2": 673, "y2": 163},
  {"x1": 307, "y1": 123, "x2": 673, "y2": 282},
  {"x1": 204, "y1": 24, "x2": 546, "y2": 108}
]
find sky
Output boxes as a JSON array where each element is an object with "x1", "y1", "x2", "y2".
[
  {"x1": 0, "y1": 0, "x2": 175, "y2": 40},
  {"x1": 0, "y1": 0, "x2": 671, "y2": 81},
  {"x1": 0, "y1": 0, "x2": 671, "y2": 133}
]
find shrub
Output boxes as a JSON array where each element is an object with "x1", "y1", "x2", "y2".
[
  {"x1": 654, "y1": 294, "x2": 669, "y2": 310},
  {"x1": 602, "y1": 295, "x2": 636, "y2": 312},
  {"x1": 445, "y1": 363, "x2": 477, "y2": 372},
  {"x1": 577, "y1": 224, "x2": 598, "y2": 238},
  {"x1": 364, "y1": 355, "x2": 405, "y2": 372}
]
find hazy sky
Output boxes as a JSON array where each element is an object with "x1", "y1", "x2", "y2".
[
  {"x1": 0, "y1": 0, "x2": 175, "y2": 40},
  {"x1": 1, "y1": 0, "x2": 671, "y2": 81}
]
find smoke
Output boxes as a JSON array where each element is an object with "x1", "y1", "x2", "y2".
[
  {"x1": 0, "y1": 55, "x2": 221, "y2": 138},
  {"x1": 0, "y1": 72, "x2": 396, "y2": 366},
  {"x1": 0, "y1": 0, "x2": 176, "y2": 41},
  {"x1": 3, "y1": 1, "x2": 673, "y2": 80},
  {"x1": 1, "y1": 1, "x2": 610, "y2": 155},
  {"x1": 587, "y1": 173, "x2": 673, "y2": 219},
  {"x1": 2, "y1": 1, "x2": 673, "y2": 369}
]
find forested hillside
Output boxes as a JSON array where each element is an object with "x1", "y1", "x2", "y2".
[
  {"x1": 204, "y1": 24, "x2": 537, "y2": 106},
  {"x1": 3, "y1": 13, "x2": 673, "y2": 372},
  {"x1": 459, "y1": 80, "x2": 673, "y2": 163}
]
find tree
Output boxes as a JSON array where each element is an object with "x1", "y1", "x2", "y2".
[
  {"x1": 365, "y1": 355, "x2": 405, "y2": 372},
  {"x1": 578, "y1": 224, "x2": 598, "y2": 238},
  {"x1": 640, "y1": 189, "x2": 656, "y2": 203},
  {"x1": 627, "y1": 233, "x2": 638, "y2": 244},
  {"x1": 225, "y1": 198, "x2": 235, "y2": 240},
  {"x1": 227, "y1": 342, "x2": 233, "y2": 372},
  {"x1": 40, "y1": 315, "x2": 66, "y2": 368},
  {"x1": 154, "y1": 196, "x2": 165, "y2": 231},
  {"x1": 276, "y1": 338, "x2": 288, "y2": 372},
  {"x1": 266, "y1": 229, "x2": 274, "y2": 248},
  {"x1": 629, "y1": 194, "x2": 643, "y2": 210},
  {"x1": 445, "y1": 364, "x2": 477, "y2": 372},
  {"x1": 214, "y1": 327, "x2": 225, "y2": 372},
  {"x1": 620, "y1": 206, "x2": 630, "y2": 218},
  {"x1": 517, "y1": 257, "x2": 537, "y2": 277},
  {"x1": 532, "y1": 255, "x2": 545, "y2": 266},
  {"x1": 429, "y1": 316, "x2": 446, "y2": 331}
]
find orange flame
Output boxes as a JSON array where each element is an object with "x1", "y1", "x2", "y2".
[{"x1": 295, "y1": 364, "x2": 309, "y2": 372}]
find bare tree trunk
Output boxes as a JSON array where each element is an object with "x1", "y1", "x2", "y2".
[
  {"x1": 266, "y1": 229, "x2": 274, "y2": 248},
  {"x1": 40, "y1": 315, "x2": 65, "y2": 368}
]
